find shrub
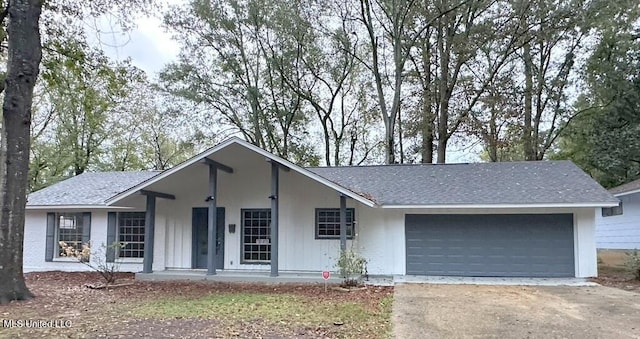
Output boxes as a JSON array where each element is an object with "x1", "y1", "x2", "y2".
[
  {"x1": 59, "y1": 241, "x2": 125, "y2": 284},
  {"x1": 336, "y1": 250, "x2": 367, "y2": 287},
  {"x1": 625, "y1": 249, "x2": 640, "y2": 280}
]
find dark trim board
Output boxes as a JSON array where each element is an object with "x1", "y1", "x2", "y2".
[
  {"x1": 405, "y1": 214, "x2": 575, "y2": 277},
  {"x1": 140, "y1": 189, "x2": 175, "y2": 200},
  {"x1": 201, "y1": 158, "x2": 234, "y2": 173}
]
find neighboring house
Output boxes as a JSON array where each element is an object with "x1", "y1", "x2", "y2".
[
  {"x1": 596, "y1": 179, "x2": 640, "y2": 250},
  {"x1": 24, "y1": 137, "x2": 618, "y2": 278}
]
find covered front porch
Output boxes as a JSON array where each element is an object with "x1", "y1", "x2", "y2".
[{"x1": 106, "y1": 138, "x2": 373, "y2": 277}]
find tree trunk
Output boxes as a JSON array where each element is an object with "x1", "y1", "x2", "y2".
[
  {"x1": 488, "y1": 107, "x2": 498, "y2": 162},
  {"x1": 436, "y1": 15, "x2": 450, "y2": 164},
  {"x1": 398, "y1": 106, "x2": 404, "y2": 164},
  {"x1": 0, "y1": 0, "x2": 43, "y2": 304},
  {"x1": 420, "y1": 36, "x2": 434, "y2": 164},
  {"x1": 421, "y1": 124, "x2": 434, "y2": 163},
  {"x1": 386, "y1": 122, "x2": 395, "y2": 164},
  {"x1": 321, "y1": 115, "x2": 331, "y2": 166},
  {"x1": 522, "y1": 41, "x2": 535, "y2": 161}
]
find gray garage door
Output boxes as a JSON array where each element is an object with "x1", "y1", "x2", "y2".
[{"x1": 405, "y1": 214, "x2": 575, "y2": 277}]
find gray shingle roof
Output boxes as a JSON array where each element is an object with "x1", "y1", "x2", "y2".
[
  {"x1": 307, "y1": 160, "x2": 617, "y2": 206},
  {"x1": 609, "y1": 178, "x2": 640, "y2": 195},
  {"x1": 28, "y1": 160, "x2": 616, "y2": 207},
  {"x1": 27, "y1": 171, "x2": 159, "y2": 206}
]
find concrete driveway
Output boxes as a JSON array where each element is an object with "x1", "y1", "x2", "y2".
[{"x1": 393, "y1": 284, "x2": 640, "y2": 338}]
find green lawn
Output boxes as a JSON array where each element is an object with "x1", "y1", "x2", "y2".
[
  {"x1": 0, "y1": 273, "x2": 394, "y2": 338},
  {"x1": 131, "y1": 292, "x2": 393, "y2": 338}
]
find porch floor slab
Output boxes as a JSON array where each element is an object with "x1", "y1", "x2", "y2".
[{"x1": 136, "y1": 270, "x2": 344, "y2": 284}]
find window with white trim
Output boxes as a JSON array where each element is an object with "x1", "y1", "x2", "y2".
[
  {"x1": 118, "y1": 212, "x2": 145, "y2": 258},
  {"x1": 315, "y1": 208, "x2": 355, "y2": 239},
  {"x1": 57, "y1": 213, "x2": 85, "y2": 255},
  {"x1": 241, "y1": 209, "x2": 271, "y2": 263},
  {"x1": 602, "y1": 202, "x2": 623, "y2": 217}
]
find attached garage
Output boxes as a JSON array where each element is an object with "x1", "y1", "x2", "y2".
[{"x1": 405, "y1": 214, "x2": 575, "y2": 277}]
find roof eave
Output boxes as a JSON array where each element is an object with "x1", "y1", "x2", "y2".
[
  {"x1": 105, "y1": 137, "x2": 377, "y2": 208},
  {"x1": 612, "y1": 188, "x2": 640, "y2": 197},
  {"x1": 26, "y1": 205, "x2": 136, "y2": 210},
  {"x1": 380, "y1": 202, "x2": 620, "y2": 209}
]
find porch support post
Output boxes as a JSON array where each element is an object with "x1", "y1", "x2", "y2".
[
  {"x1": 270, "y1": 161, "x2": 279, "y2": 277},
  {"x1": 340, "y1": 194, "x2": 347, "y2": 252},
  {"x1": 207, "y1": 164, "x2": 218, "y2": 275},
  {"x1": 143, "y1": 195, "x2": 156, "y2": 273}
]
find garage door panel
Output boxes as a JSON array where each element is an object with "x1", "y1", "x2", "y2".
[{"x1": 405, "y1": 214, "x2": 575, "y2": 277}]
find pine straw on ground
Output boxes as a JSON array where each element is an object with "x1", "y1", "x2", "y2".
[
  {"x1": 592, "y1": 251, "x2": 640, "y2": 292},
  {"x1": 0, "y1": 272, "x2": 393, "y2": 338},
  {"x1": 591, "y1": 264, "x2": 640, "y2": 292}
]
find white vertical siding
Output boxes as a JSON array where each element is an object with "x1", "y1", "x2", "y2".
[
  {"x1": 163, "y1": 209, "x2": 188, "y2": 269},
  {"x1": 152, "y1": 155, "x2": 355, "y2": 272},
  {"x1": 596, "y1": 193, "x2": 640, "y2": 249},
  {"x1": 574, "y1": 208, "x2": 598, "y2": 277},
  {"x1": 357, "y1": 208, "x2": 405, "y2": 275}
]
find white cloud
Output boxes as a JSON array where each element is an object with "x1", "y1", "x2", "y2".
[{"x1": 91, "y1": 13, "x2": 180, "y2": 77}]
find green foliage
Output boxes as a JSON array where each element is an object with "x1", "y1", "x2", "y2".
[
  {"x1": 335, "y1": 250, "x2": 367, "y2": 287},
  {"x1": 14, "y1": 0, "x2": 164, "y2": 191},
  {"x1": 551, "y1": 19, "x2": 640, "y2": 187},
  {"x1": 8, "y1": 0, "x2": 640, "y2": 188},
  {"x1": 160, "y1": 0, "x2": 383, "y2": 166},
  {"x1": 161, "y1": 0, "x2": 313, "y2": 162},
  {"x1": 29, "y1": 40, "x2": 146, "y2": 189},
  {"x1": 625, "y1": 249, "x2": 640, "y2": 281}
]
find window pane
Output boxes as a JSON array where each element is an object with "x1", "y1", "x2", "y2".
[
  {"x1": 316, "y1": 209, "x2": 355, "y2": 239},
  {"x1": 242, "y1": 209, "x2": 271, "y2": 263},
  {"x1": 118, "y1": 212, "x2": 146, "y2": 258},
  {"x1": 57, "y1": 213, "x2": 85, "y2": 255}
]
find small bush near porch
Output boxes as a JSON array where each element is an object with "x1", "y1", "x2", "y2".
[{"x1": 0, "y1": 272, "x2": 393, "y2": 338}]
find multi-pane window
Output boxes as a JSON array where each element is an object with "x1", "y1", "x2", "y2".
[
  {"x1": 57, "y1": 213, "x2": 84, "y2": 255},
  {"x1": 315, "y1": 208, "x2": 355, "y2": 239},
  {"x1": 242, "y1": 209, "x2": 271, "y2": 263},
  {"x1": 602, "y1": 202, "x2": 623, "y2": 217},
  {"x1": 118, "y1": 212, "x2": 145, "y2": 258}
]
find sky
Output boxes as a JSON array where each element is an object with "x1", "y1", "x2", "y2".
[{"x1": 94, "y1": 13, "x2": 180, "y2": 76}]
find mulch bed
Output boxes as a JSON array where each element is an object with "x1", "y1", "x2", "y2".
[
  {"x1": 0, "y1": 271, "x2": 393, "y2": 338},
  {"x1": 590, "y1": 265, "x2": 640, "y2": 292}
]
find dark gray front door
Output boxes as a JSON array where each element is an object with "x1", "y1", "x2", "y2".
[
  {"x1": 405, "y1": 214, "x2": 575, "y2": 277},
  {"x1": 192, "y1": 207, "x2": 225, "y2": 269}
]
